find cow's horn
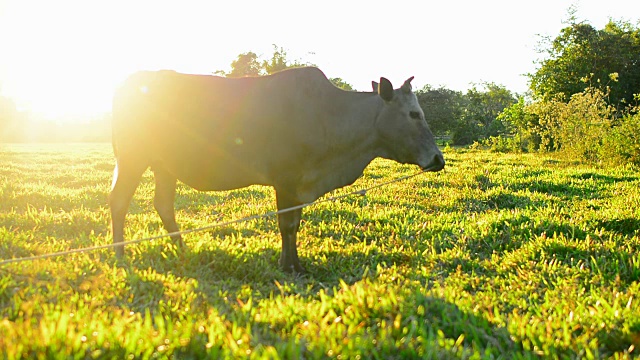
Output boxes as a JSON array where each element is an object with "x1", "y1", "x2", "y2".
[{"x1": 401, "y1": 76, "x2": 414, "y2": 93}]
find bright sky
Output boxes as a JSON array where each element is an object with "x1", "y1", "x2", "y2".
[{"x1": 0, "y1": 0, "x2": 638, "y2": 121}]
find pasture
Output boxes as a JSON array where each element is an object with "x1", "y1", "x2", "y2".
[{"x1": 1, "y1": 143, "x2": 639, "y2": 358}]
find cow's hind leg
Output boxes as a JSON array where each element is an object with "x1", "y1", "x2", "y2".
[
  {"x1": 109, "y1": 159, "x2": 147, "y2": 258},
  {"x1": 276, "y1": 191, "x2": 305, "y2": 273},
  {"x1": 153, "y1": 166, "x2": 183, "y2": 249}
]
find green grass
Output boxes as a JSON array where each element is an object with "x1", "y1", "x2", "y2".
[{"x1": 1, "y1": 143, "x2": 640, "y2": 359}]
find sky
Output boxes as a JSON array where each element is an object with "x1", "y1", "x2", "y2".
[{"x1": 0, "y1": 0, "x2": 638, "y2": 121}]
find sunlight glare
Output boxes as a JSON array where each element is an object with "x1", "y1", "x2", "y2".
[{"x1": 0, "y1": 0, "x2": 177, "y2": 122}]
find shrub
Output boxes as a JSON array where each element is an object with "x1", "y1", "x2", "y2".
[
  {"x1": 602, "y1": 112, "x2": 640, "y2": 166},
  {"x1": 480, "y1": 136, "x2": 521, "y2": 153},
  {"x1": 523, "y1": 87, "x2": 618, "y2": 163},
  {"x1": 491, "y1": 83, "x2": 639, "y2": 167},
  {"x1": 452, "y1": 122, "x2": 482, "y2": 145},
  {"x1": 497, "y1": 98, "x2": 542, "y2": 151}
]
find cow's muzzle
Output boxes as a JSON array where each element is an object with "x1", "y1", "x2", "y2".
[{"x1": 422, "y1": 153, "x2": 445, "y2": 172}]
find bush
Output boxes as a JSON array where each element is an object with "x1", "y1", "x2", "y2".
[
  {"x1": 555, "y1": 88, "x2": 613, "y2": 161},
  {"x1": 602, "y1": 112, "x2": 640, "y2": 166},
  {"x1": 496, "y1": 97, "x2": 543, "y2": 151},
  {"x1": 490, "y1": 86, "x2": 639, "y2": 167},
  {"x1": 516, "y1": 87, "x2": 610, "y2": 160},
  {"x1": 480, "y1": 136, "x2": 521, "y2": 153},
  {"x1": 525, "y1": 87, "x2": 640, "y2": 166},
  {"x1": 452, "y1": 122, "x2": 482, "y2": 145}
]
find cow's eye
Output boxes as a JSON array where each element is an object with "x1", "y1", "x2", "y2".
[{"x1": 409, "y1": 111, "x2": 421, "y2": 120}]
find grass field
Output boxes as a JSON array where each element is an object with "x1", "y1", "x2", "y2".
[{"x1": 1, "y1": 143, "x2": 639, "y2": 359}]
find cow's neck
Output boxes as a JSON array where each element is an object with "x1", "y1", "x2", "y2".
[
  {"x1": 329, "y1": 91, "x2": 382, "y2": 164},
  {"x1": 295, "y1": 93, "x2": 384, "y2": 203}
]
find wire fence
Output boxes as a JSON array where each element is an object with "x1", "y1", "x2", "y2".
[{"x1": 0, "y1": 169, "x2": 431, "y2": 267}]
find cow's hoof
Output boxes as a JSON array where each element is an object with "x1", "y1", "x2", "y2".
[
  {"x1": 172, "y1": 236, "x2": 185, "y2": 249},
  {"x1": 280, "y1": 261, "x2": 306, "y2": 275},
  {"x1": 292, "y1": 264, "x2": 307, "y2": 275},
  {"x1": 114, "y1": 245, "x2": 125, "y2": 259}
]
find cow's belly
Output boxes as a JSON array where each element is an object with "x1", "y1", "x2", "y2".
[
  {"x1": 151, "y1": 147, "x2": 271, "y2": 192},
  {"x1": 294, "y1": 164, "x2": 365, "y2": 204},
  {"x1": 177, "y1": 169, "x2": 267, "y2": 192}
]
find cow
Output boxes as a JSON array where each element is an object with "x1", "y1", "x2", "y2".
[{"x1": 109, "y1": 67, "x2": 444, "y2": 273}]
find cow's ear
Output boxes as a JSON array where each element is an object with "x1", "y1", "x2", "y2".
[
  {"x1": 401, "y1": 76, "x2": 414, "y2": 94},
  {"x1": 371, "y1": 81, "x2": 379, "y2": 92},
  {"x1": 378, "y1": 77, "x2": 394, "y2": 102}
]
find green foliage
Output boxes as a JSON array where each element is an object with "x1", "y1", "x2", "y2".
[
  {"x1": 261, "y1": 45, "x2": 291, "y2": 75},
  {"x1": 557, "y1": 88, "x2": 614, "y2": 160},
  {"x1": 494, "y1": 85, "x2": 640, "y2": 167},
  {"x1": 261, "y1": 45, "x2": 308, "y2": 75},
  {"x1": 479, "y1": 135, "x2": 521, "y2": 153},
  {"x1": 415, "y1": 83, "x2": 515, "y2": 144},
  {"x1": 2, "y1": 144, "x2": 640, "y2": 358},
  {"x1": 602, "y1": 111, "x2": 640, "y2": 166},
  {"x1": 225, "y1": 52, "x2": 263, "y2": 78},
  {"x1": 218, "y1": 45, "x2": 317, "y2": 79},
  {"x1": 496, "y1": 97, "x2": 541, "y2": 151},
  {"x1": 453, "y1": 83, "x2": 516, "y2": 145},
  {"x1": 529, "y1": 19, "x2": 640, "y2": 108},
  {"x1": 329, "y1": 77, "x2": 353, "y2": 91},
  {"x1": 216, "y1": 46, "x2": 354, "y2": 91},
  {"x1": 415, "y1": 85, "x2": 464, "y2": 137},
  {"x1": 451, "y1": 121, "x2": 482, "y2": 146},
  {"x1": 528, "y1": 86, "x2": 614, "y2": 156},
  {"x1": 463, "y1": 83, "x2": 516, "y2": 131}
]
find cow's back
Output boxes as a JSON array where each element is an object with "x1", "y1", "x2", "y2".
[{"x1": 112, "y1": 68, "x2": 336, "y2": 190}]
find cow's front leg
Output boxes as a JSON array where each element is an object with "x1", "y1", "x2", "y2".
[
  {"x1": 277, "y1": 207, "x2": 305, "y2": 273},
  {"x1": 275, "y1": 188, "x2": 305, "y2": 273}
]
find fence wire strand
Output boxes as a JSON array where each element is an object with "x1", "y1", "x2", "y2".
[{"x1": 0, "y1": 169, "x2": 429, "y2": 267}]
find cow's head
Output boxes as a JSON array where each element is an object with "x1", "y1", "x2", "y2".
[{"x1": 372, "y1": 77, "x2": 445, "y2": 172}]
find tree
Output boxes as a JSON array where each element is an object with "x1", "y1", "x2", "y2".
[
  {"x1": 497, "y1": 97, "x2": 541, "y2": 151},
  {"x1": 226, "y1": 52, "x2": 263, "y2": 78},
  {"x1": 262, "y1": 45, "x2": 308, "y2": 75},
  {"x1": 218, "y1": 45, "x2": 312, "y2": 78},
  {"x1": 415, "y1": 85, "x2": 464, "y2": 136},
  {"x1": 529, "y1": 19, "x2": 640, "y2": 108},
  {"x1": 453, "y1": 83, "x2": 516, "y2": 145},
  {"x1": 218, "y1": 46, "x2": 354, "y2": 91},
  {"x1": 329, "y1": 78, "x2": 354, "y2": 91}
]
